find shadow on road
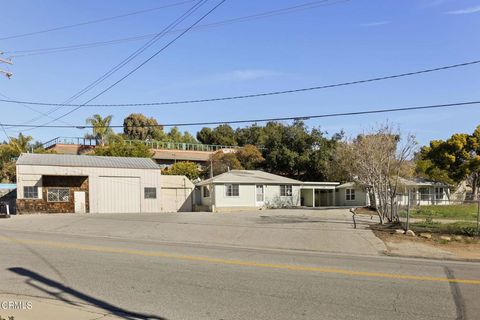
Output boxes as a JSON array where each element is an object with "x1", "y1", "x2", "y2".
[{"x1": 8, "y1": 267, "x2": 167, "y2": 320}]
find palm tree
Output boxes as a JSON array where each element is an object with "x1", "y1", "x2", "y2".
[
  {"x1": 8, "y1": 133, "x2": 33, "y2": 154},
  {"x1": 86, "y1": 114, "x2": 113, "y2": 146}
]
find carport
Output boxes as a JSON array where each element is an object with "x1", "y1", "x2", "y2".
[{"x1": 300, "y1": 182, "x2": 339, "y2": 207}]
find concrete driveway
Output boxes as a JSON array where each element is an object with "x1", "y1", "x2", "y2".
[{"x1": 0, "y1": 208, "x2": 386, "y2": 256}]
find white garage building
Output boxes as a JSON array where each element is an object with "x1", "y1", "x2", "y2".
[{"x1": 16, "y1": 153, "x2": 192, "y2": 214}]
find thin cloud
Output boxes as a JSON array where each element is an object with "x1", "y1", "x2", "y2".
[
  {"x1": 360, "y1": 21, "x2": 391, "y2": 27},
  {"x1": 447, "y1": 5, "x2": 480, "y2": 14},
  {"x1": 223, "y1": 69, "x2": 283, "y2": 81}
]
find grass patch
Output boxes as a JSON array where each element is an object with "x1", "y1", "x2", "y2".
[
  {"x1": 410, "y1": 220, "x2": 479, "y2": 236},
  {"x1": 404, "y1": 204, "x2": 479, "y2": 221}
]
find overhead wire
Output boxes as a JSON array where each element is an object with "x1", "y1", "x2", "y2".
[
  {"x1": 4, "y1": 0, "x2": 347, "y2": 58},
  {"x1": 25, "y1": 0, "x2": 228, "y2": 132},
  {"x1": 0, "y1": 59, "x2": 478, "y2": 108},
  {"x1": 1, "y1": 100, "x2": 479, "y2": 129},
  {"x1": 18, "y1": 0, "x2": 211, "y2": 128},
  {"x1": 0, "y1": 0, "x2": 196, "y2": 41}
]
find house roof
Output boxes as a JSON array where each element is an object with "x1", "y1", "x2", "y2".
[
  {"x1": 197, "y1": 170, "x2": 302, "y2": 186},
  {"x1": 16, "y1": 153, "x2": 160, "y2": 170},
  {"x1": 399, "y1": 177, "x2": 449, "y2": 187},
  {"x1": 336, "y1": 182, "x2": 372, "y2": 189}
]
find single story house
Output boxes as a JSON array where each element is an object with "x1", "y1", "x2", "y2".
[
  {"x1": 195, "y1": 170, "x2": 371, "y2": 212},
  {"x1": 16, "y1": 153, "x2": 193, "y2": 214},
  {"x1": 335, "y1": 182, "x2": 371, "y2": 207},
  {"x1": 397, "y1": 177, "x2": 451, "y2": 206}
]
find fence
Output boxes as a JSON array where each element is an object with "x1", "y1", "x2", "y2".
[{"x1": 396, "y1": 191, "x2": 480, "y2": 236}]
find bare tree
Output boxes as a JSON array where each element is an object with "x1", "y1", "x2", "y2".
[{"x1": 340, "y1": 123, "x2": 417, "y2": 224}]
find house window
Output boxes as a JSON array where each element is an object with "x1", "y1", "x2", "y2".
[
  {"x1": 144, "y1": 187, "x2": 156, "y2": 199},
  {"x1": 280, "y1": 185, "x2": 292, "y2": 197},
  {"x1": 203, "y1": 186, "x2": 210, "y2": 198},
  {"x1": 47, "y1": 188, "x2": 69, "y2": 202},
  {"x1": 346, "y1": 188, "x2": 356, "y2": 201},
  {"x1": 419, "y1": 188, "x2": 430, "y2": 201},
  {"x1": 23, "y1": 186, "x2": 38, "y2": 199},
  {"x1": 435, "y1": 187, "x2": 444, "y2": 200},
  {"x1": 225, "y1": 184, "x2": 239, "y2": 197}
]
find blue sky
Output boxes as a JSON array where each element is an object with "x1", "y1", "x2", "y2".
[{"x1": 0, "y1": 0, "x2": 479, "y2": 146}]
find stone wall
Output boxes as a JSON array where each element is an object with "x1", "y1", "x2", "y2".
[{"x1": 17, "y1": 176, "x2": 89, "y2": 214}]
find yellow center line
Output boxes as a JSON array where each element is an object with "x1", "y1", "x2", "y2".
[{"x1": 1, "y1": 235, "x2": 479, "y2": 285}]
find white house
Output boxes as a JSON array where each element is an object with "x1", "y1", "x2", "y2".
[
  {"x1": 335, "y1": 182, "x2": 371, "y2": 207},
  {"x1": 16, "y1": 153, "x2": 193, "y2": 214},
  {"x1": 197, "y1": 170, "x2": 303, "y2": 211},
  {"x1": 195, "y1": 170, "x2": 371, "y2": 212},
  {"x1": 397, "y1": 177, "x2": 451, "y2": 206}
]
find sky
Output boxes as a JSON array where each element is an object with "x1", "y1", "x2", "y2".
[{"x1": 0, "y1": 0, "x2": 479, "y2": 146}]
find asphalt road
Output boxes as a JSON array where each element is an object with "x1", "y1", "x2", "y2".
[{"x1": 0, "y1": 211, "x2": 479, "y2": 319}]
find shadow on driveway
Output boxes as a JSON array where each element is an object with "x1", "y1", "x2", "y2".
[{"x1": 9, "y1": 267, "x2": 167, "y2": 320}]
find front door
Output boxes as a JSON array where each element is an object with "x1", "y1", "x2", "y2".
[
  {"x1": 74, "y1": 191, "x2": 86, "y2": 213},
  {"x1": 256, "y1": 185, "x2": 264, "y2": 207}
]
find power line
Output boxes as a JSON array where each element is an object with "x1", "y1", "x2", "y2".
[
  {"x1": 19, "y1": 0, "x2": 211, "y2": 128},
  {"x1": 0, "y1": 0, "x2": 196, "y2": 41},
  {"x1": 0, "y1": 91, "x2": 72, "y2": 126},
  {"x1": 1, "y1": 100, "x2": 479, "y2": 129},
  {"x1": 32, "y1": 0, "x2": 227, "y2": 129},
  {"x1": 0, "y1": 59, "x2": 478, "y2": 108},
  {"x1": 4, "y1": 0, "x2": 346, "y2": 58}
]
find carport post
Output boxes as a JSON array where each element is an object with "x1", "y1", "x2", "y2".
[{"x1": 312, "y1": 189, "x2": 315, "y2": 208}]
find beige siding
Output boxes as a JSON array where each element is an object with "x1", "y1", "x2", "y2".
[
  {"x1": 335, "y1": 187, "x2": 368, "y2": 207},
  {"x1": 97, "y1": 176, "x2": 141, "y2": 213},
  {"x1": 17, "y1": 164, "x2": 162, "y2": 213},
  {"x1": 161, "y1": 175, "x2": 194, "y2": 212},
  {"x1": 208, "y1": 184, "x2": 301, "y2": 210}
]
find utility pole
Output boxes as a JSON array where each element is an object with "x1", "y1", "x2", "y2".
[{"x1": 0, "y1": 52, "x2": 13, "y2": 79}]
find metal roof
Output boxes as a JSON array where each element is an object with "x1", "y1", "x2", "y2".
[
  {"x1": 16, "y1": 153, "x2": 160, "y2": 170},
  {"x1": 197, "y1": 170, "x2": 302, "y2": 186}
]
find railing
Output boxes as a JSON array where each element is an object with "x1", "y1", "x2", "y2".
[
  {"x1": 42, "y1": 137, "x2": 98, "y2": 149},
  {"x1": 42, "y1": 137, "x2": 239, "y2": 152},
  {"x1": 124, "y1": 140, "x2": 239, "y2": 152}
]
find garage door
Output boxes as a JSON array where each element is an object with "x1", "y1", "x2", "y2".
[{"x1": 97, "y1": 176, "x2": 141, "y2": 213}]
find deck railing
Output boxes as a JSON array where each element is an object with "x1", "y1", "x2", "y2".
[
  {"x1": 43, "y1": 137, "x2": 239, "y2": 152},
  {"x1": 42, "y1": 137, "x2": 98, "y2": 149}
]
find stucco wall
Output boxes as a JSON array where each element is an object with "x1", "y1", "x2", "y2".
[
  {"x1": 335, "y1": 187, "x2": 369, "y2": 207},
  {"x1": 206, "y1": 184, "x2": 301, "y2": 210}
]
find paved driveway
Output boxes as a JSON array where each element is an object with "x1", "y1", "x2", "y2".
[{"x1": 0, "y1": 208, "x2": 386, "y2": 256}]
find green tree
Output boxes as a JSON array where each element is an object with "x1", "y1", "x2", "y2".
[
  {"x1": 163, "y1": 161, "x2": 200, "y2": 180},
  {"x1": 8, "y1": 133, "x2": 33, "y2": 154},
  {"x1": 235, "y1": 144, "x2": 264, "y2": 169},
  {"x1": 417, "y1": 126, "x2": 480, "y2": 197},
  {"x1": 123, "y1": 113, "x2": 165, "y2": 141},
  {"x1": 165, "y1": 127, "x2": 198, "y2": 143},
  {"x1": 197, "y1": 125, "x2": 236, "y2": 146},
  {"x1": 259, "y1": 121, "x2": 340, "y2": 180},
  {"x1": 209, "y1": 151, "x2": 243, "y2": 176},
  {"x1": 93, "y1": 136, "x2": 153, "y2": 158},
  {"x1": 0, "y1": 133, "x2": 35, "y2": 182},
  {"x1": 196, "y1": 127, "x2": 213, "y2": 144},
  {"x1": 235, "y1": 124, "x2": 264, "y2": 146},
  {"x1": 86, "y1": 114, "x2": 114, "y2": 146}
]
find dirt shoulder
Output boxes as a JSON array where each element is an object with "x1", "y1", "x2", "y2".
[{"x1": 371, "y1": 223, "x2": 480, "y2": 261}]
